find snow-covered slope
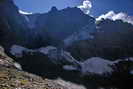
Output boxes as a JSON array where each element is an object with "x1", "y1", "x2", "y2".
[
  {"x1": 10, "y1": 45, "x2": 80, "y2": 66},
  {"x1": 80, "y1": 57, "x2": 119, "y2": 75},
  {"x1": 64, "y1": 57, "x2": 122, "y2": 75},
  {"x1": 10, "y1": 45, "x2": 133, "y2": 77}
]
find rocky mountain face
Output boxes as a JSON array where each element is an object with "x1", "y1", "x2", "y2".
[
  {"x1": 0, "y1": 0, "x2": 32, "y2": 48},
  {"x1": 35, "y1": 7, "x2": 95, "y2": 41},
  {"x1": 67, "y1": 19, "x2": 133, "y2": 61},
  {"x1": 0, "y1": 0, "x2": 96, "y2": 48},
  {"x1": 23, "y1": 6, "x2": 96, "y2": 47},
  {"x1": 0, "y1": 0, "x2": 133, "y2": 89}
]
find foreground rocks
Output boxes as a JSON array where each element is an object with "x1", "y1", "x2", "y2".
[
  {"x1": 0, "y1": 46, "x2": 67, "y2": 89},
  {"x1": 0, "y1": 66, "x2": 67, "y2": 89},
  {"x1": 9, "y1": 45, "x2": 133, "y2": 89}
]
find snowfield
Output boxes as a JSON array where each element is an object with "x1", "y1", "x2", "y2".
[
  {"x1": 10, "y1": 45, "x2": 28, "y2": 58},
  {"x1": 10, "y1": 45, "x2": 132, "y2": 76}
]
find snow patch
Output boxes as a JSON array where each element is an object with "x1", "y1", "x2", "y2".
[
  {"x1": 64, "y1": 24, "x2": 96, "y2": 46},
  {"x1": 126, "y1": 57, "x2": 133, "y2": 61},
  {"x1": 14, "y1": 62, "x2": 22, "y2": 70},
  {"x1": 64, "y1": 57, "x2": 123, "y2": 75},
  {"x1": 130, "y1": 70, "x2": 133, "y2": 75},
  {"x1": 19, "y1": 10, "x2": 32, "y2": 15},
  {"x1": 81, "y1": 57, "x2": 114, "y2": 75},
  {"x1": 10, "y1": 45, "x2": 27, "y2": 58},
  {"x1": 63, "y1": 65, "x2": 78, "y2": 71},
  {"x1": 38, "y1": 46, "x2": 57, "y2": 55},
  {"x1": 54, "y1": 78, "x2": 86, "y2": 89},
  {"x1": 23, "y1": 15, "x2": 30, "y2": 22}
]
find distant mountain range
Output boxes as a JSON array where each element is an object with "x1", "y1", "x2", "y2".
[
  {"x1": 0, "y1": 0, "x2": 96, "y2": 48},
  {"x1": 1, "y1": 0, "x2": 133, "y2": 49},
  {"x1": 0, "y1": 0, "x2": 133, "y2": 89}
]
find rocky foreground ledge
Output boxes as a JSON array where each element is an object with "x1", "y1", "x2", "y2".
[{"x1": 0, "y1": 46, "x2": 67, "y2": 89}]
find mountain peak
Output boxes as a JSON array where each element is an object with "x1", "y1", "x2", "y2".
[{"x1": 50, "y1": 6, "x2": 58, "y2": 12}]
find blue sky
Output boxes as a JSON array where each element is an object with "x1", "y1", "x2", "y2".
[
  {"x1": 14, "y1": 0, "x2": 80, "y2": 13},
  {"x1": 91, "y1": 0, "x2": 133, "y2": 16},
  {"x1": 14, "y1": 0, "x2": 133, "y2": 16}
]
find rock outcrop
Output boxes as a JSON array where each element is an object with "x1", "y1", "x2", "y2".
[{"x1": 0, "y1": 45, "x2": 67, "y2": 89}]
